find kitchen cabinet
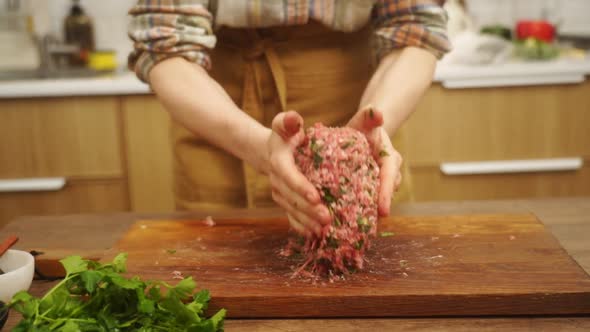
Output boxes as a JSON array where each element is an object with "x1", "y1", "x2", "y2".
[
  {"x1": 0, "y1": 97, "x2": 123, "y2": 178},
  {"x1": 122, "y1": 95, "x2": 175, "y2": 213},
  {"x1": 2, "y1": 78, "x2": 589, "y2": 226},
  {"x1": 0, "y1": 179, "x2": 128, "y2": 224},
  {"x1": 405, "y1": 81, "x2": 590, "y2": 201},
  {"x1": 0, "y1": 97, "x2": 129, "y2": 227}
]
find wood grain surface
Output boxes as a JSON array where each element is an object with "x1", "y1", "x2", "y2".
[
  {"x1": 0, "y1": 97, "x2": 123, "y2": 179},
  {"x1": 2, "y1": 198, "x2": 590, "y2": 331},
  {"x1": 110, "y1": 214, "x2": 590, "y2": 318}
]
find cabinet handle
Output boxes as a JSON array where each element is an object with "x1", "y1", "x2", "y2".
[
  {"x1": 440, "y1": 158, "x2": 583, "y2": 175},
  {"x1": 0, "y1": 178, "x2": 67, "y2": 193}
]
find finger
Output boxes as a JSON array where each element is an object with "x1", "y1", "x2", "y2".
[
  {"x1": 270, "y1": 173, "x2": 331, "y2": 225},
  {"x1": 347, "y1": 105, "x2": 384, "y2": 134},
  {"x1": 287, "y1": 213, "x2": 307, "y2": 237},
  {"x1": 272, "y1": 190, "x2": 322, "y2": 236},
  {"x1": 394, "y1": 171, "x2": 402, "y2": 191},
  {"x1": 271, "y1": 110, "x2": 304, "y2": 140},
  {"x1": 378, "y1": 154, "x2": 396, "y2": 217},
  {"x1": 271, "y1": 152, "x2": 321, "y2": 204}
]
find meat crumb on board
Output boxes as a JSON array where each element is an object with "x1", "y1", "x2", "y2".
[
  {"x1": 171, "y1": 270, "x2": 184, "y2": 280},
  {"x1": 203, "y1": 216, "x2": 216, "y2": 227}
]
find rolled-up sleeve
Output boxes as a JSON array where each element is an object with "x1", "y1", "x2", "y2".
[
  {"x1": 371, "y1": 0, "x2": 451, "y2": 64},
  {"x1": 128, "y1": 0, "x2": 216, "y2": 83}
]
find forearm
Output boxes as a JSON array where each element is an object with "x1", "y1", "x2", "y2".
[
  {"x1": 360, "y1": 47, "x2": 437, "y2": 135},
  {"x1": 149, "y1": 58, "x2": 271, "y2": 173}
]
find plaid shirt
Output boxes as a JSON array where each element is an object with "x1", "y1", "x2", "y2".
[{"x1": 129, "y1": 0, "x2": 451, "y2": 82}]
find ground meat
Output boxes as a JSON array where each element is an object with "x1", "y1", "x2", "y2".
[
  {"x1": 203, "y1": 216, "x2": 216, "y2": 227},
  {"x1": 284, "y1": 123, "x2": 380, "y2": 278}
]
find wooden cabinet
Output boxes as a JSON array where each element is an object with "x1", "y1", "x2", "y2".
[
  {"x1": 0, "y1": 179, "x2": 129, "y2": 226},
  {"x1": 0, "y1": 97, "x2": 129, "y2": 227},
  {"x1": 122, "y1": 95, "x2": 175, "y2": 213},
  {"x1": 404, "y1": 81, "x2": 590, "y2": 201},
  {"x1": 0, "y1": 97, "x2": 124, "y2": 178},
  {"x1": 2, "y1": 79, "x2": 589, "y2": 226}
]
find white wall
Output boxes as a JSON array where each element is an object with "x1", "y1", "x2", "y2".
[
  {"x1": 7, "y1": 0, "x2": 590, "y2": 70},
  {"x1": 467, "y1": 0, "x2": 590, "y2": 36},
  {"x1": 31, "y1": 0, "x2": 136, "y2": 69}
]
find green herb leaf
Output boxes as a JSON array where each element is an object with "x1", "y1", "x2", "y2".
[
  {"x1": 80, "y1": 270, "x2": 103, "y2": 293},
  {"x1": 357, "y1": 217, "x2": 371, "y2": 233},
  {"x1": 321, "y1": 187, "x2": 336, "y2": 204},
  {"x1": 380, "y1": 231, "x2": 395, "y2": 237},
  {"x1": 112, "y1": 252, "x2": 128, "y2": 273},
  {"x1": 313, "y1": 153, "x2": 323, "y2": 169},
  {"x1": 353, "y1": 239, "x2": 365, "y2": 250},
  {"x1": 340, "y1": 141, "x2": 353, "y2": 149},
  {"x1": 10, "y1": 254, "x2": 226, "y2": 331},
  {"x1": 110, "y1": 274, "x2": 143, "y2": 290},
  {"x1": 333, "y1": 215, "x2": 342, "y2": 227},
  {"x1": 168, "y1": 277, "x2": 197, "y2": 300},
  {"x1": 61, "y1": 320, "x2": 80, "y2": 332},
  {"x1": 326, "y1": 236, "x2": 339, "y2": 248},
  {"x1": 9, "y1": 291, "x2": 37, "y2": 319},
  {"x1": 166, "y1": 249, "x2": 177, "y2": 254},
  {"x1": 379, "y1": 149, "x2": 389, "y2": 158},
  {"x1": 60, "y1": 255, "x2": 88, "y2": 275},
  {"x1": 137, "y1": 297, "x2": 155, "y2": 314},
  {"x1": 208, "y1": 308, "x2": 227, "y2": 331},
  {"x1": 310, "y1": 137, "x2": 320, "y2": 152},
  {"x1": 194, "y1": 289, "x2": 211, "y2": 306}
]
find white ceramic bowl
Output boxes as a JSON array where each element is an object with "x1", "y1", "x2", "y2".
[{"x1": 0, "y1": 250, "x2": 35, "y2": 303}]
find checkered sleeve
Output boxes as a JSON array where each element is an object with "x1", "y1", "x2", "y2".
[
  {"x1": 371, "y1": 0, "x2": 451, "y2": 64},
  {"x1": 128, "y1": 0, "x2": 216, "y2": 83}
]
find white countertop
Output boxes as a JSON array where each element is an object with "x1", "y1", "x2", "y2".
[
  {"x1": 1, "y1": 58, "x2": 590, "y2": 99},
  {"x1": 0, "y1": 72, "x2": 150, "y2": 99},
  {"x1": 435, "y1": 58, "x2": 590, "y2": 89}
]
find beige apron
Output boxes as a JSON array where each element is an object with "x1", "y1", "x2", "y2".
[{"x1": 171, "y1": 22, "x2": 413, "y2": 211}]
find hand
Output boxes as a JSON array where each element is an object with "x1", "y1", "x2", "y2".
[
  {"x1": 267, "y1": 111, "x2": 332, "y2": 237},
  {"x1": 347, "y1": 106, "x2": 403, "y2": 216}
]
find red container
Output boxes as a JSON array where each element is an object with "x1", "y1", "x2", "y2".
[{"x1": 516, "y1": 20, "x2": 556, "y2": 43}]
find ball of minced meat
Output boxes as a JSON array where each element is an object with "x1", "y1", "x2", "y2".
[{"x1": 287, "y1": 123, "x2": 380, "y2": 277}]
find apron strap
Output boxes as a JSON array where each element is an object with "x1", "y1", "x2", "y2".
[
  {"x1": 243, "y1": 30, "x2": 288, "y2": 114},
  {"x1": 240, "y1": 30, "x2": 288, "y2": 207}
]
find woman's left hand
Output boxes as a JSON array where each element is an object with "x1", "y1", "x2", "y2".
[{"x1": 347, "y1": 106, "x2": 403, "y2": 216}]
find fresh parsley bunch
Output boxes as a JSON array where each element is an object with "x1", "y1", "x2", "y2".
[{"x1": 9, "y1": 253, "x2": 225, "y2": 331}]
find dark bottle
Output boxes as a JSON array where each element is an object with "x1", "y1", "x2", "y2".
[{"x1": 64, "y1": 0, "x2": 95, "y2": 66}]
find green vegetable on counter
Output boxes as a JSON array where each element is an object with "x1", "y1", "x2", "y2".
[
  {"x1": 514, "y1": 37, "x2": 560, "y2": 60},
  {"x1": 480, "y1": 25, "x2": 512, "y2": 41},
  {"x1": 9, "y1": 253, "x2": 226, "y2": 332}
]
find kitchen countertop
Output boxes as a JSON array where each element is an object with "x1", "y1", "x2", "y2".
[
  {"x1": 1, "y1": 57, "x2": 590, "y2": 98},
  {"x1": 2, "y1": 197, "x2": 589, "y2": 331},
  {"x1": 0, "y1": 72, "x2": 151, "y2": 99},
  {"x1": 435, "y1": 58, "x2": 590, "y2": 89}
]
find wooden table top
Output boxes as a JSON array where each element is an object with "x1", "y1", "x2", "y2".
[{"x1": 2, "y1": 197, "x2": 590, "y2": 331}]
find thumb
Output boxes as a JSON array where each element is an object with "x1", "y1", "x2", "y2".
[
  {"x1": 347, "y1": 105, "x2": 384, "y2": 134},
  {"x1": 272, "y1": 110, "x2": 304, "y2": 140}
]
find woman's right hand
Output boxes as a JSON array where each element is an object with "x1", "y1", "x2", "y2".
[{"x1": 267, "y1": 111, "x2": 332, "y2": 237}]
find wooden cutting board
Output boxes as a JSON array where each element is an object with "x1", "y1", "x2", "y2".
[{"x1": 110, "y1": 214, "x2": 590, "y2": 318}]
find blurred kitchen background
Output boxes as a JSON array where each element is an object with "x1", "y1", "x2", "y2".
[{"x1": 0, "y1": 0, "x2": 589, "y2": 227}]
